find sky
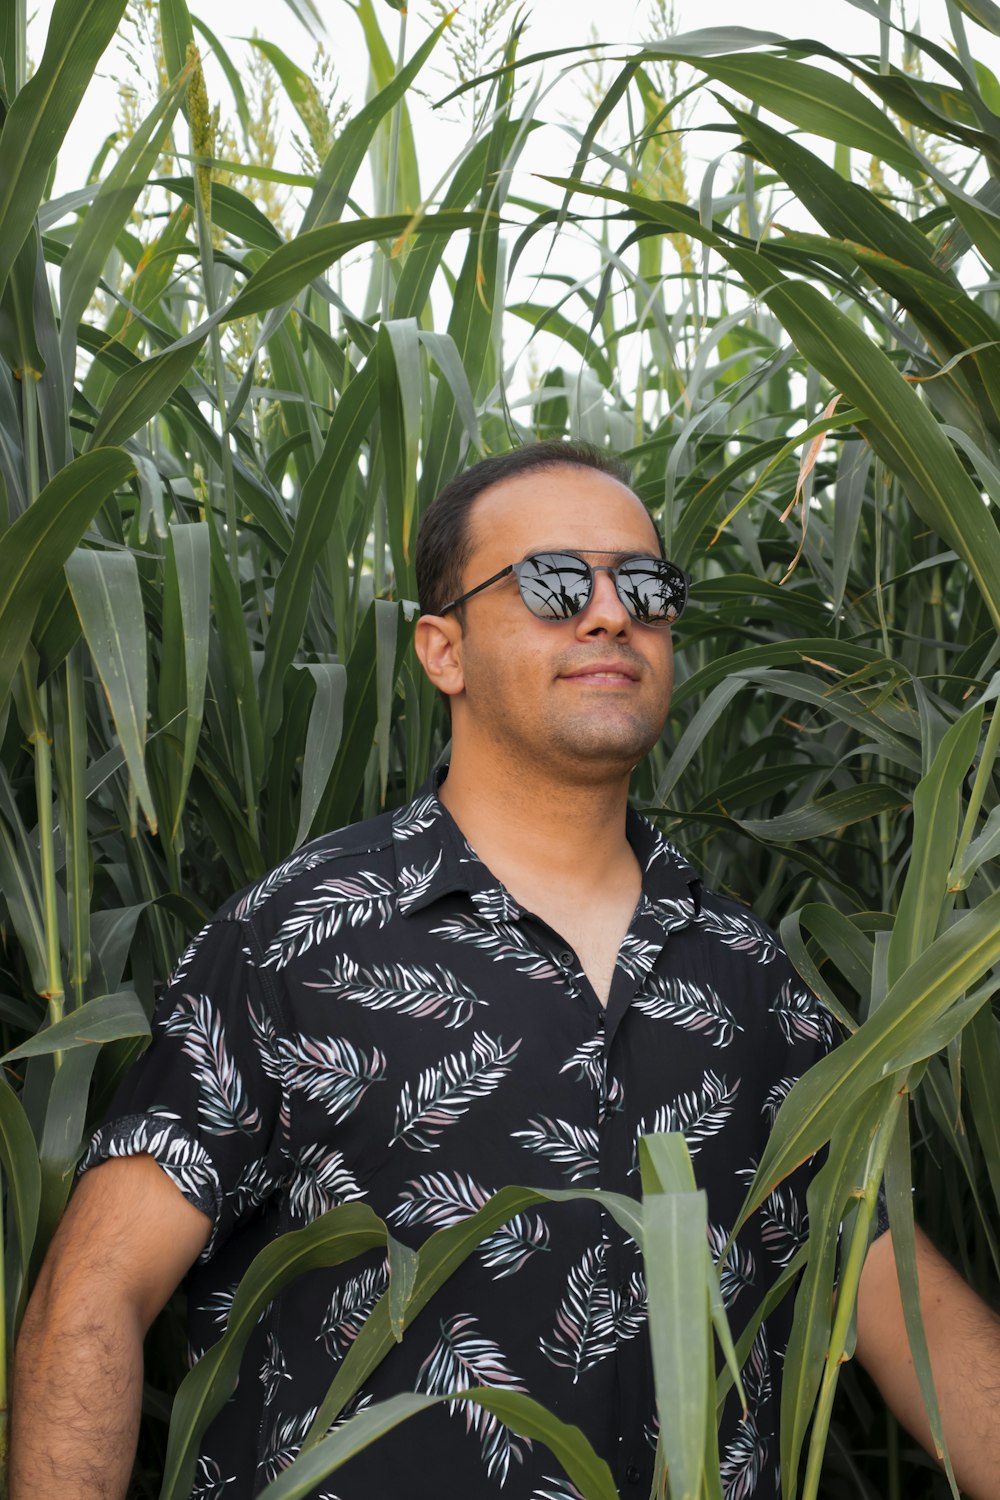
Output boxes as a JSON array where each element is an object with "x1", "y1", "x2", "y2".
[{"x1": 32, "y1": 0, "x2": 987, "y2": 205}]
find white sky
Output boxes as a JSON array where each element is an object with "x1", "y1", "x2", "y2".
[{"x1": 27, "y1": 0, "x2": 1000, "y2": 427}]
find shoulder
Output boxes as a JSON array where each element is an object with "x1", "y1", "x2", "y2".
[{"x1": 220, "y1": 808, "x2": 398, "y2": 928}]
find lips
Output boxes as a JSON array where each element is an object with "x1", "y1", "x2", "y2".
[{"x1": 560, "y1": 659, "x2": 641, "y2": 682}]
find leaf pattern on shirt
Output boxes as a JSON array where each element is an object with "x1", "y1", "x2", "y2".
[
  {"x1": 169, "y1": 923, "x2": 211, "y2": 985},
  {"x1": 392, "y1": 794, "x2": 440, "y2": 840},
  {"x1": 707, "y1": 1222, "x2": 757, "y2": 1309},
  {"x1": 308, "y1": 956, "x2": 486, "y2": 1030},
  {"x1": 429, "y1": 914, "x2": 562, "y2": 980},
  {"x1": 190, "y1": 1456, "x2": 237, "y2": 1500},
  {"x1": 648, "y1": 891, "x2": 699, "y2": 935},
  {"x1": 261, "y1": 1407, "x2": 318, "y2": 1481},
  {"x1": 416, "y1": 1313, "x2": 529, "y2": 1485},
  {"x1": 770, "y1": 979, "x2": 834, "y2": 1045},
  {"x1": 161, "y1": 993, "x2": 261, "y2": 1137},
  {"x1": 633, "y1": 975, "x2": 740, "y2": 1049},
  {"x1": 531, "y1": 1482, "x2": 585, "y2": 1500},
  {"x1": 287, "y1": 1144, "x2": 364, "y2": 1221},
  {"x1": 511, "y1": 1117, "x2": 599, "y2": 1182},
  {"x1": 235, "y1": 845, "x2": 342, "y2": 920},
  {"x1": 397, "y1": 851, "x2": 444, "y2": 907},
  {"x1": 633, "y1": 1070, "x2": 740, "y2": 1167},
  {"x1": 391, "y1": 1033, "x2": 520, "y2": 1152},
  {"x1": 317, "y1": 1262, "x2": 389, "y2": 1359},
  {"x1": 612, "y1": 1269, "x2": 648, "y2": 1340},
  {"x1": 697, "y1": 905, "x2": 779, "y2": 964},
  {"x1": 559, "y1": 1036, "x2": 603, "y2": 1088},
  {"x1": 744, "y1": 1325, "x2": 773, "y2": 1408},
  {"x1": 761, "y1": 1075, "x2": 797, "y2": 1126},
  {"x1": 80, "y1": 1115, "x2": 219, "y2": 1218},
  {"x1": 389, "y1": 1172, "x2": 550, "y2": 1278},
  {"x1": 225, "y1": 1157, "x2": 277, "y2": 1226},
  {"x1": 470, "y1": 886, "x2": 523, "y2": 923},
  {"x1": 615, "y1": 932, "x2": 662, "y2": 982},
  {"x1": 197, "y1": 1282, "x2": 239, "y2": 1331},
  {"x1": 389, "y1": 1170, "x2": 492, "y2": 1227},
  {"x1": 539, "y1": 1245, "x2": 616, "y2": 1381},
  {"x1": 247, "y1": 996, "x2": 284, "y2": 1082},
  {"x1": 720, "y1": 1411, "x2": 768, "y2": 1500},
  {"x1": 279, "y1": 1033, "x2": 386, "y2": 1120},
  {"x1": 262, "y1": 871, "x2": 395, "y2": 969},
  {"x1": 260, "y1": 1331, "x2": 292, "y2": 1406},
  {"x1": 760, "y1": 1182, "x2": 807, "y2": 1266},
  {"x1": 479, "y1": 1212, "x2": 552, "y2": 1279}
]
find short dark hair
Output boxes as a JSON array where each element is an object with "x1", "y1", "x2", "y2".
[{"x1": 415, "y1": 441, "x2": 643, "y2": 618}]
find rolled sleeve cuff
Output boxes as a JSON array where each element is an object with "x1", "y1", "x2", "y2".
[{"x1": 79, "y1": 1113, "x2": 223, "y2": 1259}]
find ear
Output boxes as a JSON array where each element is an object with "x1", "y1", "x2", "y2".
[{"x1": 414, "y1": 613, "x2": 466, "y2": 697}]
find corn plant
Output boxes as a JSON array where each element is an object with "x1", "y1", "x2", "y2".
[{"x1": 0, "y1": 0, "x2": 997, "y2": 1497}]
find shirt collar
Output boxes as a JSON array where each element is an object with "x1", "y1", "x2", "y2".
[{"x1": 393, "y1": 768, "x2": 701, "y2": 926}]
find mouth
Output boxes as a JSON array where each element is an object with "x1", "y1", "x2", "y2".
[{"x1": 560, "y1": 662, "x2": 641, "y2": 685}]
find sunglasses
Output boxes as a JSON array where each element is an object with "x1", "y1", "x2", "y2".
[{"x1": 440, "y1": 549, "x2": 688, "y2": 626}]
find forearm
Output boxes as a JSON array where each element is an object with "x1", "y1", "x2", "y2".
[
  {"x1": 857, "y1": 1228, "x2": 1000, "y2": 1500},
  {"x1": 10, "y1": 1282, "x2": 145, "y2": 1500}
]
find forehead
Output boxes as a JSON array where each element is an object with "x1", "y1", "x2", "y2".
[{"x1": 466, "y1": 464, "x2": 660, "y2": 566}]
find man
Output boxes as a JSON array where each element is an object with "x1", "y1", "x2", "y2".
[{"x1": 11, "y1": 443, "x2": 999, "y2": 1499}]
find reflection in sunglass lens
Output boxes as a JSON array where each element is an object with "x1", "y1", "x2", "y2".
[
  {"x1": 517, "y1": 553, "x2": 592, "y2": 619},
  {"x1": 617, "y1": 558, "x2": 685, "y2": 624},
  {"x1": 516, "y1": 552, "x2": 685, "y2": 624}
]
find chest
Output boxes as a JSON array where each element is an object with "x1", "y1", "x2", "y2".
[{"x1": 508, "y1": 883, "x2": 642, "y2": 1009}]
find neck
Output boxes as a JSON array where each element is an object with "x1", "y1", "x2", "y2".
[{"x1": 438, "y1": 750, "x2": 635, "y2": 896}]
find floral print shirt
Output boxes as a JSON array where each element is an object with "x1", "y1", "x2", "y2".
[{"x1": 82, "y1": 777, "x2": 837, "y2": 1500}]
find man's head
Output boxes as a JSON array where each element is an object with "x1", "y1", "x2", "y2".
[{"x1": 413, "y1": 443, "x2": 678, "y2": 785}]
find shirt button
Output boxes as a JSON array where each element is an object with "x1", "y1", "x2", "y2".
[
  {"x1": 557, "y1": 950, "x2": 574, "y2": 967},
  {"x1": 625, "y1": 1463, "x2": 642, "y2": 1484}
]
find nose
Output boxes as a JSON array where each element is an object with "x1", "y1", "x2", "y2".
[{"x1": 575, "y1": 565, "x2": 632, "y2": 639}]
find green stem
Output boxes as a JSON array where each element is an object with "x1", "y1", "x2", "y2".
[
  {"x1": 14, "y1": 0, "x2": 25, "y2": 93},
  {"x1": 21, "y1": 362, "x2": 39, "y2": 506},
  {"x1": 952, "y1": 696, "x2": 1000, "y2": 878},
  {"x1": 800, "y1": 1098, "x2": 900, "y2": 1500},
  {"x1": 381, "y1": 9, "x2": 408, "y2": 322},
  {"x1": 20, "y1": 665, "x2": 64, "y2": 1040}
]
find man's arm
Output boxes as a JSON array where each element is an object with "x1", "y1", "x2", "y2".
[
  {"x1": 856, "y1": 1225, "x2": 1000, "y2": 1500},
  {"x1": 10, "y1": 1154, "x2": 212, "y2": 1500}
]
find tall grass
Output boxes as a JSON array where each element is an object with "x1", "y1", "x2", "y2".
[{"x1": 0, "y1": 1, "x2": 997, "y2": 1495}]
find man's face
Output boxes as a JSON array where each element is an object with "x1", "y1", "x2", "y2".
[{"x1": 444, "y1": 464, "x2": 675, "y2": 782}]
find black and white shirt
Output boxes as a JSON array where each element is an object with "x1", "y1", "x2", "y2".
[{"x1": 82, "y1": 777, "x2": 838, "y2": 1500}]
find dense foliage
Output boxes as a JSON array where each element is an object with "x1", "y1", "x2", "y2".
[{"x1": 1, "y1": 0, "x2": 998, "y2": 1496}]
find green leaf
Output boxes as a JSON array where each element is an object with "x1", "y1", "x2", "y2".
[
  {"x1": 59, "y1": 68, "x2": 190, "y2": 373},
  {"x1": 738, "y1": 891, "x2": 1000, "y2": 1221},
  {"x1": 65, "y1": 548, "x2": 158, "y2": 833},
  {"x1": 225, "y1": 211, "x2": 488, "y2": 323},
  {"x1": 0, "y1": 1072, "x2": 41, "y2": 1317},
  {"x1": 259, "y1": 362, "x2": 379, "y2": 747},
  {"x1": 683, "y1": 53, "x2": 918, "y2": 173},
  {"x1": 159, "y1": 0, "x2": 194, "y2": 101},
  {"x1": 159, "y1": 1204, "x2": 392, "y2": 1500},
  {"x1": 887, "y1": 703, "x2": 984, "y2": 988},
  {"x1": 0, "y1": 448, "x2": 135, "y2": 712},
  {"x1": 293, "y1": 663, "x2": 347, "y2": 850},
  {"x1": 89, "y1": 319, "x2": 214, "y2": 450},
  {"x1": 0, "y1": 0, "x2": 129, "y2": 299},
  {"x1": 645, "y1": 1191, "x2": 709, "y2": 1500},
  {"x1": 258, "y1": 1390, "x2": 619, "y2": 1500},
  {"x1": 964, "y1": 1002, "x2": 1000, "y2": 1220},
  {"x1": 735, "y1": 784, "x2": 907, "y2": 842},
  {"x1": 1, "y1": 990, "x2": 150, "y2": 1061}
]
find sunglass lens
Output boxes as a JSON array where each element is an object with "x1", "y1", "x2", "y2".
[
  {"x1": 517, "y1": 552, "x2": 593, "y2": 619},
  {"x1": 618, "y1": 559, "x2": 686, "y2": 623}
]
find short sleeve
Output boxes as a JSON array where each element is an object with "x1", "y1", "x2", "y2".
[{"x1": 79, "y1": 917, "x2": 287, "y2": 1261}]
